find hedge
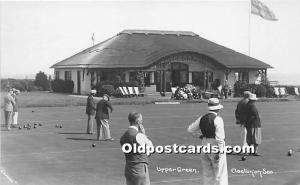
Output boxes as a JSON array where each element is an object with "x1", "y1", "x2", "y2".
[
  {"x1": 1, "y1": 79, "x2": 36, "y2": 92},
  {"x1": 51, "y1": 79, "x2": 74, "y2": 93},
  {"x1": 233, "y1": 81, "x2": 275, "y2": 98}
]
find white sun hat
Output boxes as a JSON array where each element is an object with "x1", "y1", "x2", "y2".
[
  {"x1": 249, "y1": 93, "x2": 258, "y2": 101},
  {"x1": 208, "y1": 98, "x2": 224, "y2": 110}
]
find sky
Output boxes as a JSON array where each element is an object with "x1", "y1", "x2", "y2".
[{"x1": 1, "y1": 0, "x2": 300, "y2": 85}]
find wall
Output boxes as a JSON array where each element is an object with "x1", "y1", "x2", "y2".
[{"x1": 54, "y1": 68, "x2": 92, "y2": 94}]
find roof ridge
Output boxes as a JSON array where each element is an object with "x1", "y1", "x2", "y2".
[{"x1": 119, "y1": 29, "x2": 198, "y2": 36}]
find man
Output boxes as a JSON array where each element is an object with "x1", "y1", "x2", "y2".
[
  {"x1": 245, "y1": 93, "x2": 262, "y2": 156},
  {"x1": 11, "y1": 88, "x2": 20, "y2": 128},
  {"x1": 187, "y1": 98, "x2": 228, "y2": 185},
  {"x1": 3, "y1": 88, "x2": 16, "y2": 131},
  {"x1": 86, "y1": 89, "x2": 96, "y2": 134},
  {"x1": 235, "y1": 91, "x2": 251, "y2": 147},
  {"x1": 95, "y1": 94, "x2": 114, "y2": 141},
  {"x1": 120, "y1": 112, "x2": 153, "y2": 185},
  {"x1": 222, "y1": 80, "x2": 229, "y2": 99}
]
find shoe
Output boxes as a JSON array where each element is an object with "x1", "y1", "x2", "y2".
[{"x1": 253, "y1": 153, "x2": 263, "y2": 157}]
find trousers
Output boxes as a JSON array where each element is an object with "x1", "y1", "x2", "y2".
[
  {"x1": 125, "y1": 163, "x2": 150, "y2": 185},
  {"x1": 241, "y1": 125, "x2": 248, "y2": 147},
  {"x1": 96, "y1": 118, "x2": 111, "y2": 140},
  {"x1": 4, "y1": 111, "x2": 13, "y2": 128},
  {"x1": 86, "y1": 115, "x2": 94, "y2": 134},
  {"x1": 12, "y1": 112, "x2": 18, "y2": 125}
]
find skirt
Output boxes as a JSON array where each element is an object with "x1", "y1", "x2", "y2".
[{"x1": 246, "y1": 127, "x2": 262, "y2": 145}]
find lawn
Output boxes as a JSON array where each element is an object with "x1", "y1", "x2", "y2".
[{"x1": 1, "y1": 101, "x2": 300, "y2": 185}]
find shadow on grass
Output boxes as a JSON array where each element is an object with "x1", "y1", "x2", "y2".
[
  {"x1": 66, "y1": 137, "x2": 97, "y2": 141},
  {"x1": 58, "y1": 132, "x2": 87, "y2": 135}
]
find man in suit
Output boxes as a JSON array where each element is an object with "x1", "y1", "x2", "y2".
[
  {"x1": 187, "y1": 98, "x2": 228, "y2": 185},
  {"x1": 235, "y1": 91, "x2": 251, "y2": 147},
  {"x1": 120, "y1": 112, "x2": 153, "y2": 185},
  {"x1": 245, "y1": 93, "x2": 262, "y2": 156},
  {"x1": 86, "y1": 89, "x2": 96, "y2": 134},
  {"x1": 95, "y1": 94, "x2": 114, "y2": 141},
  {"x1": 3, "y1": 88, "x2": 16, "y2": 131}
]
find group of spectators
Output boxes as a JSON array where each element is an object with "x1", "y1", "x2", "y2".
[{"x1": 3, "y1": 88, "x2": 20, "y2": 130}]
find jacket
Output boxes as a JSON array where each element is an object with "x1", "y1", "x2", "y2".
[
  {"x1": 245, "y1": 101, "x2": 261, "y2": 128},
  {"x1": 85, "y1": 95, "x2": 96, "y2": 115},
  {"x1": 95, "y1": 99, "x2": 113, "y2": 119}
]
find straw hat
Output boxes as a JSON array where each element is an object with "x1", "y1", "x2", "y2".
[
  {"x1": 208, "y1": 98, "x2": 223, "y2": 110},
  {"x1": 90, "y1": 90, "x2": 96, "y2": 94},
  {"x1": 249, "y1": 93, "x2": 258, "y2": 101}
]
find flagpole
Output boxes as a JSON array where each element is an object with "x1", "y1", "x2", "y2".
[
  {"x1": 248, "y1": 0, "x2": 251, "y2": 56},
  {"x1": 92, "y1": 33, "x2": 95, "y2": 46}
]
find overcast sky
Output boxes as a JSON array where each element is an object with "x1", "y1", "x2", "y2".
[{"x1": 1, "y1": 0, "x2": 300, "y2": 84}]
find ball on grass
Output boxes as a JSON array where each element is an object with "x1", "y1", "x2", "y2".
[
  {"x1": 241, "y1": 156, "x2": 246, "y2": 161},
  {"x1": 287, "y1": 149, "x2": 292, "y2": 156},
  {"x1": 92, "y1": 143, "x2": 96, "y2": 147},
  {"x1": 18, "y1": 126, "x2": 22, "y2": 130}
]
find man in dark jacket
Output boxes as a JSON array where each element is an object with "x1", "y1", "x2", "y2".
[
  {"x1": 86, "y1": 90, "x2": 96, "y2": 134},
  {"x1": 235, "y1": 91, "x2": 251, "y2": 147},
  {"x1": 95, "y1": 94, "x2": 114, "y2": 141},
  {"x1": 245, "y1": 93, "x2": 262, "y2": 156}
]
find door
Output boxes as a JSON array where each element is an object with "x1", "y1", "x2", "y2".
[
  {"x1": 77, "y1": 71, "x2": 81, "y2": 94},
  {"x1": 172, "y1": 70, "x2": 181, "y2": 86}
]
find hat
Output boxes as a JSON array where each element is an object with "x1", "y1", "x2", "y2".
[
  {"x1": 103, "y1": 94, "x2": 110, "y2": 101},
  {"x1": 243, "y1": 91, "x2": 251, "y2": 98},
  {"x1": 90, "y1": 90, "x2": 96, "y2": 94},
  {"x1": 208, "y1": 98, "x2": 223, "y2": 110},
  {"x1": 249, "y1": 93, "x2": 258, "y2": 101},
  {"x1": 13, "y1": 88, "x2": 20, "y2": 94}
]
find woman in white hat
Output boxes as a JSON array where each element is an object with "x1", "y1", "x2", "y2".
[
  {"x1": 187, "y1": 98, "x2": 228, "y2": 185},
  {"x1": 245, "y1": 93, "x2": 262, "y2": 156}
]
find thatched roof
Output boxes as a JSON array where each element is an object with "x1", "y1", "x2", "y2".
[{"x1": 51, "y1": 30, "x2": 272, "y2": 69}]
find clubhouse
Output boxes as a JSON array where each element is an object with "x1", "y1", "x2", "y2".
[{"x1": 51, "y1": 30, "x2": 272, "y2": 95}]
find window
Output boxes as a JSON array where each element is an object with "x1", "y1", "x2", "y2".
[
  {"x1": 207, "y1": 71, "x2": 214, "y2": 82},
  {"x1": 235, "y1": 71, "x2": 249, "y2": 83},
  {"x1": 129, "y1": 72, "x2": 137, "y2": 83},
  {"x1": 192, "y1": 72, "x2": 205, "y2": 87},
  {"x1": 64, "y1": 71, "x2": 72, "y2": 80},
  {"x1": 55, "y1": 71, "x2": 60, "y2": 79}
]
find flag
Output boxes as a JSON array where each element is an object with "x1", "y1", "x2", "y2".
[
  {"x1": 91, "y1": 33, "x2": 95, "y2": 45},
  {"x1": 251, "y1": 0, "x2": 278, "y2": 21}
]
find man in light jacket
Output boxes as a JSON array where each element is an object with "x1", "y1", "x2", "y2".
[{"x1": 3, "y1": 88, "x2": 16, "y2": 131}]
